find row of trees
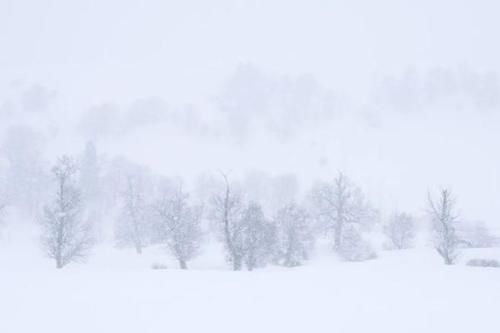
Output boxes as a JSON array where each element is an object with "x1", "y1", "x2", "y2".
[
  {"x1": 114, "y1": 172, "x2": 314, "y2": 271},
  {"x1": 35, "y1": 153, "x2": 495, "y2": 269}
]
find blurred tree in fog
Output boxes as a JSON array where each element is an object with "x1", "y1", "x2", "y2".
[
  {"x1": 383, "y1": 212, "x2": 416, "y2": 250},
  {"x1": 115, "y1": 173, "x2": 153, "y2": 255},
  {"x1": 311, "y1": 172, "x2": 375, "y2": 253},
  {"x1": 153, "y1": 181, "x2": 203, "y2": 269},
  {"x1": 240, "y1": 201, "x2": 275, "y2": 271},
  {"x1": 2, "y1": 125, "x2": 48, "y2": 215},
  {"x1": 273, "y1": 202, "x2": 314, "y2": 267}
]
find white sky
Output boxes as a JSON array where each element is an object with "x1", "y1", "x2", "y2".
[{"x1": 1, "y1": 0, "x2": 499, "y2": 105}]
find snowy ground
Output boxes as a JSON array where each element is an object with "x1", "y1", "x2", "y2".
[{"x1": 1, "y1": 226, "x2": 500, "y2": 333}]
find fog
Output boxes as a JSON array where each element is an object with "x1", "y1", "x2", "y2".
[
  {"x1": 2, "y1": 2, "x2": 500, "y2": 333},
  {"x1": 2, "y1": 0, "x2": 499, "y2": 102},
  {"x1": 2, "y1": 0, "x2": 499, "y2": 226}
]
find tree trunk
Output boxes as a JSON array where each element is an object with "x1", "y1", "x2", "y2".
[
  {"x1": 135, "y1": 242, "x2": 142, "y2": 255},
  {"x1": 56, "y1": 257, "x2": 63, "y2": 269},
  {"x1": 284, "y1": 233, "x2": 296, "y2": 267},
  {"x1": 334, "y1": 223, "x2": 343, "y2": 250},
  {"x1": 246, "y1": 253, "x2": 255, "y2": 271},
  {"x1": 179, "y1": 259, "x2": 187, "y2": 270},
  {"x1": 232, "y1": 257, "x2": 242, "y2": 271},
  {"x1": 437, "y1": 247, "x2": 453, "y2": 265}
]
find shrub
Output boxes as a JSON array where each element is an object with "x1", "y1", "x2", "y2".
[
  {"x1": 338, "y1": 228, "x2": 377, "y2": 262},
  {"x1": 151, "y1": 263, "x2": 169, "y2": 270},
  {"x1": 466, "y1": 259, "x2": 500, "y2": 268}
]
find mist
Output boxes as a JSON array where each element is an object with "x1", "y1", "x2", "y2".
[{"x1": 1, "y1": 1, "x2": 500, "y2": 333}]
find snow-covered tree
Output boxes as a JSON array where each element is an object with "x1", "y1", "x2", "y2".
[
  {"x1": 153, "y1": 182, "x2": 203, "y2": 269},
  {"x1": 311, "y1": 172, "x2": 373, "y2": 251},
  {"x1": 240, "y1": 202, "x2": 274, "y2": 271},
  {"x1": 384, "y1": 212, "x2": 416, "y2": 250},
  {"x1": 211, "y1": 176, "x2": 274, "y2": 271},
  {"x1": 40, "y1": 156, "x2": 94, "y2": 268},
  {"x1": 115, "y1": 175, "x2": 152, "y2": 254},
  {"x1": 273, "y1": 203, "x2": 314, "y2": 267},
  {"x1": 210, "y1": 173, "x2": 247, "y2": 270},
  {"x1": 428, "y1": 189, "x2": 462, "y2": 265}
]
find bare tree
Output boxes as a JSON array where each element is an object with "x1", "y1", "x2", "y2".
[
  {"x1": 428, "y1": 189, "x2": 462, "y2": 265},
  {"x1": 40, "y1": 156, "x2": 94, "y2": 269},
  {"x1": 311, "y1": 172, "x2": 373, "y2": 251},
  {"x1": 210, "y1": 173, "x2": 246, "y2": 270},
  {"x1": 384, "y1": 212, "x2": 416, "y2": 250},
  {"x1": 273, "y1": 203, "x2": 314, "y2": 267},
  {"x1": 154, "y1": 182, "x2": 203, "y2": 269}
]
